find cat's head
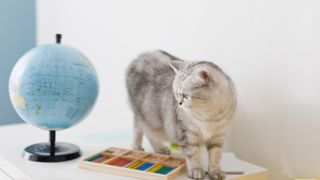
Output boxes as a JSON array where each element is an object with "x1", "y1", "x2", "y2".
[{"x1": 170, "y1": 59, "x2": 222, "y2": 111}]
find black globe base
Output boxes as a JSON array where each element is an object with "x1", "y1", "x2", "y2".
[{"x1": 23, "y1": 142, "x2": 81, "y2": 162}]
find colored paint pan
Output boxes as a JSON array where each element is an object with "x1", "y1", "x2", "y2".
[
  {"x1": 135, "y1": 162, "x2": 154, "y2": 171},
  {"x1": 86, "y1": 154, "x2": 113, "y2": 163},
  {"x1": 94, "y1": 155, "x2": 113, "y2": 163},
  {"x1": 86, "y1": 154, "x2": 103, "y2": 162},
  {"x1": 126, "y1": 160, "x2": 144, "y2": 169},
  {"x1": 148, "y1": 163, "x2": 164, "y2": 173},
  {"x1": 155, "y1": 166, "x2": 174, "y2": 175},
  {"x1": 107, "y1": 157, "x2": 132, "y2": 167}
]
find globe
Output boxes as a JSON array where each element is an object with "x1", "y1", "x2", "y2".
[{"x1": 9, "y1": 44, "x2": 99, "y2": 130}]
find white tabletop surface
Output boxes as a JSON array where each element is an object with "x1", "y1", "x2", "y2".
[{"x1": 0, "y1": 123, "x2": 267, "y2": 180}]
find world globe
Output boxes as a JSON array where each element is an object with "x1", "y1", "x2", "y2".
[
  {"x1": 9, "y1": 44, "x2": 98, "y2": 130},
  {"x1": 8, "y1": 35, "x2": 99, "y2": 162}
]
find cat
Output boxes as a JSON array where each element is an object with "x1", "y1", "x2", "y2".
[{"x1": 126, "y1": 50, "x2": 236, "y2": 180}]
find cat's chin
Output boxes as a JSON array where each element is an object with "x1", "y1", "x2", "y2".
[
  {"x1": 184, "y1": 108, "x2": 216, "y2": 121},
  {"x1": 179, "y1": 106, "x2": 195, "y2": 115}
]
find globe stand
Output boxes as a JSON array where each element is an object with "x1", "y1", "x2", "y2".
[{"x1": 22, "y1": 130, "x2": 81, "y2": 162}]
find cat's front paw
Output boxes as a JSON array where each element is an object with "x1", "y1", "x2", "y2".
[
  {"x1": 156, "y1": 146, "x2": 171, "y2": 155},
  {"x1": 188, "y1": 168, "x2": 205, "y2": 180},
  {"x1": 208, "y1": 168, "x2": 225, "y2": 180},
  {"x1": 132, "y1": 145, "x2": 145, "y2": 151}
]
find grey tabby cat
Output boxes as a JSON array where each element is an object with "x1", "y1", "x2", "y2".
[{"x1": 126, "y1": 50, "x2": 236, "y2": 180}]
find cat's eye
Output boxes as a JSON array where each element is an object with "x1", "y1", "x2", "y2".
[{"x1": 182, "y1": 94, "x2": 188, "y2": 99}]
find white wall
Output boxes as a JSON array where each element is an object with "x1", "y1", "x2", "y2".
[{"x1": 36, "y1": 0, "x2": 320, "y2": 179}]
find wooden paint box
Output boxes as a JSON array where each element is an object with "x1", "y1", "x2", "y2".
[{"x1": 78, "y1": 147, "x2": 186, "y2": 180}]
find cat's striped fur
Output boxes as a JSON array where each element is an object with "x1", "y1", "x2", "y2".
[{"x1": 126, "y1": 50, "x2": 236, "y2": 180}]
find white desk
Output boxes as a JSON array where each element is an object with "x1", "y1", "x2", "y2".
[{"x1": 0, "y1": 124, "x2": 268, "y2": 180}]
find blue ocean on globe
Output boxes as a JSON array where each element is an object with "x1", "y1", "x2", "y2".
[{"x1": 9, "y1": 44, "x2": 99, "y2": 130}]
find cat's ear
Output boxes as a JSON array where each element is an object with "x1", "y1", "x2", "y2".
[
  {"x1": 169, "y1": 59, "x2": 185, "y2": 73},
  {"x1": 199, "y1": 70, "x2": 210, "y2": 80},
  {"x1": 198, "y1": 70, "x2": 212, "y2": 85}
]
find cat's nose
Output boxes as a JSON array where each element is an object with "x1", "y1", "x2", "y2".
[{"x1": 179, "y1": 102, "x2": 183, "y2": 105}]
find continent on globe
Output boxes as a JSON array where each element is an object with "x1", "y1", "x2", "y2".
[{"x1": 11, "y1": 89, "x2": 26, "y2": 110}]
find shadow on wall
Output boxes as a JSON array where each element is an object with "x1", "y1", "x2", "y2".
[
  {"x1": 0, "y1": 0, "x2": 36, "y2": 125},
  {"x1": 228, "y1": 100, "x2": 320, "y2": 180}
]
